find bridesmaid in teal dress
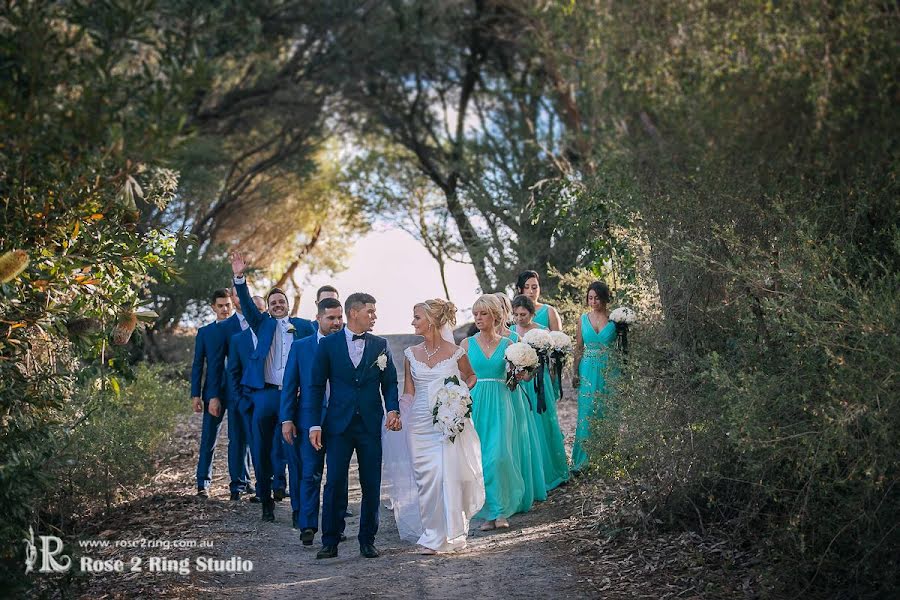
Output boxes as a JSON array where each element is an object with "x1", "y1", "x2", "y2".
[
  {"x1": 571, "y1": 281, "x2": 617, "y2": 471},
  {"x1": 494, "y1": 292, "x2": 547, "y2": 512},
  {"x1": 516, "y1": 270, "x2": 563, "y2": 332},
  {"x1": 510, "y1": 294, "x2": 570, "y2": 491},
  {"x1": 462, "y1": 294, "x2": 525, "y2": 530}
]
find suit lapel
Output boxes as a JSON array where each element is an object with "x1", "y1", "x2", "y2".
[{"x1": 257, "y1": 318, "x2": 275, "y2": 360}]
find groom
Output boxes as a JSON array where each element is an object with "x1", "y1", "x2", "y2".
[{"x1": 309, "y1": 292, "x2": 400, "y2": 559}]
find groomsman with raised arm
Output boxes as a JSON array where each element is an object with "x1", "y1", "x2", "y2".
[
  {"x1": 281, "y1": 297, "x2": 344, "y2": 544},
  {"x1": 230, "y1": 251, "x2": 315, "y2": 521},
  {"x1": 224, "y1": 292, "x2": 267, "y2": 501}
]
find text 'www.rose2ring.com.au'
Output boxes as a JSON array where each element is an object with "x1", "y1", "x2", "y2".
[{"x1": 24, "y1": 529, "x2": 253, "y2": 576}]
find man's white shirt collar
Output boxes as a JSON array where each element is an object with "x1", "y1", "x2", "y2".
[{"x1": 345, "y1": 326, "x2": 364, "y2": 341}]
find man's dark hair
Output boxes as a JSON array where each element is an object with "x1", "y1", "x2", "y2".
[
  {"x1": 317, "y1": 297, "x2": 342, "y2": 315},
  {"x1": 316, "y1": 285, "x2": 339, "y2": 302},
  {"x1": 211, "y1": 288, "x2": 231, "y2": 304},
  {"x1": 266, "y1": 287, "x2": 289, "y2": 303},
  {"x1": 345, "y1": 292, "x2": 376, "y2": 314}
]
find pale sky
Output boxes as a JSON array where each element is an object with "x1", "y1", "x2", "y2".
[{"x1": 295, "y1": 228, "x2": 481, "y2": 334}]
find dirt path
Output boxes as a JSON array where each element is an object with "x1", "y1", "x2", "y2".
[{"x1": 75, "y1": 349, "x2": 595, "y2": 599}]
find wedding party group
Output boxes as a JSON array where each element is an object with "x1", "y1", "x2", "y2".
[{"x1": 190, "y1": 251, "x2": 628, "y2": 560}]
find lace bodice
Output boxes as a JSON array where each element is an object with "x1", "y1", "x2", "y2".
[{"x1": 404, "y1": 346, "x2": 465, "y2": 392}]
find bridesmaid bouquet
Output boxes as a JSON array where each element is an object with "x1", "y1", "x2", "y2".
[
  {"x1": 521, "y1": 329, "x2": 555, "y2": 413},
  {"x1": 504, "y1": 342, "x2": 539, "y2": 392},
  {"x1": 431, "y1": 375, "x2": 473, "y2": 443},
  {"x1": 548, "y1": 331, "x2": 573, "y2": 397},
  {"x1": 609, "y1": 307, "x2": 637, "y2": 357}
]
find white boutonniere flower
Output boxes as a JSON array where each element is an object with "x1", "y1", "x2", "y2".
[
  {"x1": 375, "y1": 352, "x2": 388, "y2": 371},
  {"x1": 285, "y1": 322, "x2": 296, "y2": 334}
]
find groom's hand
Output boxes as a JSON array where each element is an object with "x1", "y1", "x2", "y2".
[
  {"x1": 309, "y1": 429, "x2": 323, "y2": 450},
  {"x1": 282, "y1": 422, "x2": 297, "y2": 445},
  {"x1": 386, "y1": 410, "x2": 401, "y2": 431}
]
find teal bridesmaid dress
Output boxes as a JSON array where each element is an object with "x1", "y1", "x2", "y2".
[
  {"x1": 468, "y1": 334, "x2": 525, "y2": 521},
  {"x1": 512, "y1": 323, "x2": 571, "y2": 491},
  {"x1": 503, "y1": 331, "x2": 547, "y2": 512},
  {"x1": 533, "y1": 303, "x2": 554, "y2": 328},
  {"x1": 571, "y1": 313, "x2": 617, "y2": 471}
]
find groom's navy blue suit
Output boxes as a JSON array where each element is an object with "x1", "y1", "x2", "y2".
[{"x1": 310, "y1": 330, "x2": 399, "y2": 548}]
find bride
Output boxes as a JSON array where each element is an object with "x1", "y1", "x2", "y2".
[{"x1": 382, "y1": 299, "x2": 485, "y2": 553}]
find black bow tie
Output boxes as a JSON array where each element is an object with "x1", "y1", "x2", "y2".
[{"x1": 352, "y1": 334, "x2": 366, "y2": 341}]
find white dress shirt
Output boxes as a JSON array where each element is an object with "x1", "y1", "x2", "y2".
[
  {"x1": 345, "y1": 326, "x2": 366, "y2": 368},
  {"x1": 264, "y1": 317, "x2": 293, "y2": 387},
  {"x1": 236, "y1": 312, "x2": 249, "y2": 330}
]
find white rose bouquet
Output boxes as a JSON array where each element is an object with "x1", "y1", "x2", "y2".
[
  {"x1": 504, "y1": 341, "x2": 539, "y2": 392},
  {"x1": 609, "y1": 307, "x2": 636, "y2": 358},
  {"x1": 548, "y1": 331, "x2": 573, "y2": 397},
  {"x1": 431, "y1": 375, "x2": 473, "y2": 443}
]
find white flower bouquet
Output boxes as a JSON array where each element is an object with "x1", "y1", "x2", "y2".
[
  {"x1": 504, "y1": 341, "x2": 539, "y2": 391},
  {"x1": 608, "y1": 307, "x2": 636, "y2": 357},
  {"x1": 548, "y1": 331, "x2": 573, "y2": 397},
  {"x1": 521, "y1": 328, "x2": 552, "y2": 354},
  {"x1": 431, "y1": 375, "x2": 473, "y2": 443}
]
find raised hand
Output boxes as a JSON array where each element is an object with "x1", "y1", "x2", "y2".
[{"x1": 230, "y1": 251, "x2": 246, "y2": 277}]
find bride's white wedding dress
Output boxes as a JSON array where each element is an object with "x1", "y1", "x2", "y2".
[{"x1": 382, "y1": 347, "x2": 485, "y2": 551}]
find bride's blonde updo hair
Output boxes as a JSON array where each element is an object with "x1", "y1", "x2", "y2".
[
  {"x1": 471, "y1": 294, "x2": 504, "y2": 327},
  {"x1": 415, "y1": 298, "x2": 458, "y2": 330}
]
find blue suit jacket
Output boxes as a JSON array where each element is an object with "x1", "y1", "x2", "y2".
[
  {"x1": 227, "y1": 328, "x2": 256, "y2": 414},
  {"x1": 279, "y1": 334, "x2": 322, "y2": 429},
  {"x1": 190, "y1": 314, "x2": 242, "y2": 401},
  {"x1": 234, "y1": 280, "x2": 316, "y2": 389},
  {"x1": 309, "y1": 331, "x2": 399, "y2": 435}
]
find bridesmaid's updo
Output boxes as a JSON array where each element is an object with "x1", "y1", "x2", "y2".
[
  {"x1": 416, "y1": 298, "x2": 458, "y2": 330},
  {"x1": 515, "y1": 270, "x2": 540, "y2": 294},
  {"x1": 586, "y1": 281, "x2": 611, "y2": 306},
  {"x1": 511, "y1": 294, "x2": 536, "y2": 315},
  {"x1": 493, "y1": 292, "x2": 514, "y2": 327},
  {"x1": 472, "y1": 294, "x2": 504, "y2": 327}
]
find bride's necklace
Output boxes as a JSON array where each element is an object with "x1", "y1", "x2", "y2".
[{"x1": 421, "y1": 341, "x2": 441, "y2": 361}]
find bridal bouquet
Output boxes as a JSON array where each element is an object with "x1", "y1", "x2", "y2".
[
  {"x1": 431, "y1": 376, "x2": 473, "y2": 443},
  {"x1": 504, "y1": 341, "x2": 539, "y2": 392},
  {"x1": 609, "y1": 307, "x2": 637, "y2": 357},
  {"x1": 548, "y1": 331, "x2": 573, "y2": 397}
]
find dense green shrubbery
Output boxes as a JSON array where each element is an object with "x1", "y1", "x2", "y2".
[
  {"x1": 586, "y1": 226, "x2": 899, "y2": 595},
  {"x1": 43, "y1": 365, "x2": 189, "y2": 522}
]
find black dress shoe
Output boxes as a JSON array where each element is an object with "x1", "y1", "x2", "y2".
[
  {"x1": 360, "y1": 544, "x2": 380, "y2": 558},
  {"x1": 261, "y1": 500, "x2": 275, "y2": 522},
  {"x1": 249, "y1": 495, "x2": 261, "y2": 503},
  {"x1": 316, "y1": 545, "x2": 338, "y2": 559},
  {"x1": 196, "y1": 488, "x2": 209, "y2": 499},
  {"x1": 230, "y1": 491, "x2": 241, "y2": 501},
  {"x1": 273, "y1": 488, "x2": 287, "y2": 502},
  {"x1": 301, "y1": 528, "x2": 315, "y2": 546}
]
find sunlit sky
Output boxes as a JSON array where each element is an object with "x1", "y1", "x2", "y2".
[{"x1": 293, "y1": 228, "x2": 481, "y2": 334}]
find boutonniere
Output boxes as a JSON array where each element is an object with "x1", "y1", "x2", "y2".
[
  {"x1": 285, "y1": 322, "x2": 297, "y2": 335},
  {"x1": 373, "y1": 351, "x2": 388, "y2": 371}
]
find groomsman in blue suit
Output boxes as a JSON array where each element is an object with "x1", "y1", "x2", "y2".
[
  {"x1": 309, "y1": 292, "x2": 400, "y2": 559},
  {"x1": 312, "y1": 285, "x2": 339, "y2": 332},
  {"x1": 191, "y1": 289, "x2": 248, "y2": 498},
  {"x1": 280, "y1": 297, "x2": 344, "y2": 543},
  {"x1": 230, "y1": 252, "x2": 315, "y2": 521},
  {"x1": 224, "y1": 292, "x2": 268, "y2": 501}
]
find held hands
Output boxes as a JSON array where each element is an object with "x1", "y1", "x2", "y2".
[
  {"x1": 208, "y1": 397, "x2": 222, "y2": 417},
  {"x1": 385, "y1": 410, "x2": 402, "y2": 431},
  {"x1": 192, "y1": 396, "x2": 202, "y2": 413},
  {"x1": 282, "y1": 422, "x2": 297, "y2": 445},
  {"x1": 309, "y1": 429, "x2": 323, "y2": 451},
  {"x1": 230, "y1": 251, "x2": 246, "y2": 277}
]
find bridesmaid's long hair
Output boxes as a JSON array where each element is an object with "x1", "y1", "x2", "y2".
[
  {"x1": 493, "y1": 292, "x2": 514, "y2": 330},
  {"x1": 515, "y1": 270, "x2": 540, "y2": 295},
  {"x1": 586, "y1": 281, "x2": 611, "y2": 308}
]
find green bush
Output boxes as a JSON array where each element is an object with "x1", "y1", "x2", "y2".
[{"x1": 587, "y1": 227, "x2": 899, "y2": 596}]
